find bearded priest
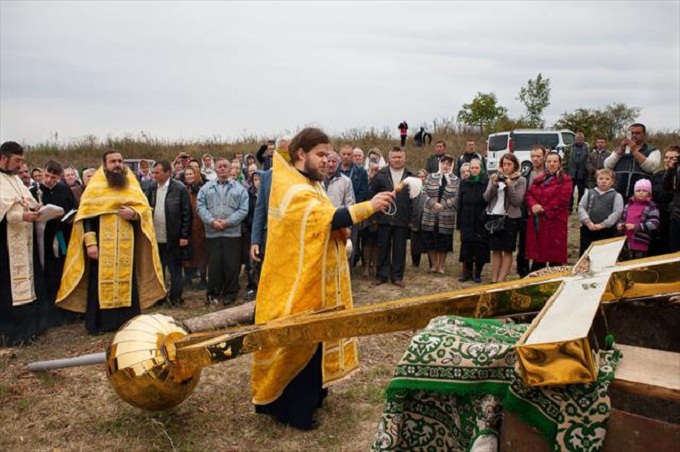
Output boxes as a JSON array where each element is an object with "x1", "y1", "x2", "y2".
[{"x1": 57, "y1": 149, "x2": 166, "y2": 334}]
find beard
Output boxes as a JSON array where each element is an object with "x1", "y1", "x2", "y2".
[
  {"x1": 105, "y1": 166, "x2": 129, "y2": 189},
  {"x1": 303, "y1": 159, "x2": 326, "y2": 182}
]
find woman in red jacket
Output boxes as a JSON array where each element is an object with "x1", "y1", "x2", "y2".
[{"x1": 525, "y1": 152, "x2": 573, "y2": 271}]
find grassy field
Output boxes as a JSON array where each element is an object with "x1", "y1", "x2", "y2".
[{"x1": 0, "y1": 214, "x2": 588, "y2": 452}]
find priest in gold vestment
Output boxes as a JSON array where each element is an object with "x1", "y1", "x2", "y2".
[
  {"x1": 251, "y1": 128, "x2": 394, "y2": 430},
  {"x1": 57, "y1": 150, "x2": 165, "y2": 334},
  {"x1": 0, "y1": 142, "x2": 44, "y2": 346}
]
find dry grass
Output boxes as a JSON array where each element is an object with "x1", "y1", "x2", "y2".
[
  {"x1": 21, "y1": 129, "x2": 680, "y2": 178},
  {"x1": 1, "y1": 215, "x2": 585, "y2": 451}
]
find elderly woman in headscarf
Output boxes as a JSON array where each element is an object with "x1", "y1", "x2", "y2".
[
  {"x1": 421, "y1": 154, "x2": 459, "y2": 274},
  {"x1": 459, "y1": 162, "x2": 471, "y2": 180},
  {"x1": 201, "y1": 153, "x2": 217, "y2": 181},
  {"x1": 456, "y1": 158, "x2": 489, "y2": 283},
  {"x1": 483, "y1": 153, "x2": 527, "y2": 283},
  {"x1": 360, "y1": 158, "x2": 382, "y2": 276},
  {"x1": 365, "y1": 147, "x2": 387, "y2": 171}
]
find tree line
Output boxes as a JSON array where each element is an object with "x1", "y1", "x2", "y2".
[{"x1": 456, "y1": 73, "x2": 643, "y2": 140}]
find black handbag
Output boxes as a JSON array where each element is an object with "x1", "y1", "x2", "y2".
[
  {"x1": 485, "y1": 189, "x2": 510, "y2": 234},
  {"x1": 485, "y1": 215, "x2": 506, "y2": 234}
]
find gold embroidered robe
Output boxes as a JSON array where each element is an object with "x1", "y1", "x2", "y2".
[
  {"x1": 0, "y1": 172, "x2": 37, "y2": 306},
  {"x1": 56, "y1": 168, "x2": 165, "y2": 312},
  {"x1": 251, "y1": 152, "x2": 376, "y2": 405}
]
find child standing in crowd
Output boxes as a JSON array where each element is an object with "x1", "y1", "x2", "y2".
[
  {"x1": 617, "y1": 179, "x2": 660, "y2": 260},
  {"x1": 578, "y1": 168, "x2": 623, "y2": 256}
]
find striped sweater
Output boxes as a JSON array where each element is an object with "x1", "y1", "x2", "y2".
[{"x1": 421, "y1": 173, "x2": 459, "y2": 234}]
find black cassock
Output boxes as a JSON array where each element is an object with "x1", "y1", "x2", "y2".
[{"x1": 31, "y1": 182, "x2": 78, "y2": 328}]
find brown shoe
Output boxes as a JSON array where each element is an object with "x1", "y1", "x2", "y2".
[
  {"x1": 393, "y1": 280, "x2": 404, "y2": 288},
  {"x1": 375, "y1": 279, "x2": 387, "y2": 286}
]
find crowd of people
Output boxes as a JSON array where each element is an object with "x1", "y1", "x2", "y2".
[{"x1": 1, "y1": 122, "x2": 679, "y2": 429}]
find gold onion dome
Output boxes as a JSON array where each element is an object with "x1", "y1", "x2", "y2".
[{"x1": 106, "y1": 314, "x2": 202, "y2": 411}]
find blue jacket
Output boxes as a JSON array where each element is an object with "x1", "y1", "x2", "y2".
[
  {"x1": 251, "y1": 169, "x2": 272, "y2": 247},
  {"x1": 338, "y1": 163, "x2": 370, "y2": 202},
  {"x1": 196, "y1": 179, "x2": 249, "y2": 238}
]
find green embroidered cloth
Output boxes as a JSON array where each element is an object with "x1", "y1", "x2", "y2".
[{"x1": 372, "y1": 316, "x2": 620, "y2": 452}]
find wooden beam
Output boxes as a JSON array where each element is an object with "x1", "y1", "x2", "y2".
[{"x1": 612, "y1": 344, "x2": 680, "y2": 402}]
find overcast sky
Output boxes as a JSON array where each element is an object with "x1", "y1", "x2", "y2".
[{"x1": 1, "y1": 1, "x2": 679, "y2": 145}]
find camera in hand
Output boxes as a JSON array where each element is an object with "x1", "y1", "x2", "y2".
[{"x1": 497, "y1": 174, "x2": 507, "y2": 181}]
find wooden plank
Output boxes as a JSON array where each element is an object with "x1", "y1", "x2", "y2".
[
  {"x1": 501, "y1": 409, "x2": 680, "y2": 452},
  {"x1": 604, "y1": 409, "x2": 680, "y2": 451},
  {"x1": 612, "y1": 344, "x2": 680, "y2": 402}
]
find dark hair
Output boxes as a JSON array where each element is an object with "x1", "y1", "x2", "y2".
[
  {"x1": 288, "y1": 127, "x2": 330, "y2": 162},
  {"x1": 435, "y1": 140, "x2": 446, "y2": 148},
  {"x1": 498, "y1": 153, "x2": 520, "y2": 173},
  {"x1": 44, "y1": 160, "x2": 63, "y2": 175},
  {"x1": 0, "y1": 141, "x2": 24, "y2": 158},
  {"x1": 546, "y1": 151, "x2": 562, "y2": 164},
  {"x1": 630, "y1": 123, "x2": 647, "y2": 134},
  {"x1": 154, "y1": 160, "x2": 172, "y2": 173},
  {"x1": 390, "y1": 145, "x2": 404, "y2": 153},
  {"x1": 530, "y1": 144, "x2": 547, "y2": 155},
  {"x1": 102, "y1": 148, "x2": 121, "y2": 164},
  {"x1": 31, "y1": 167, "x2": 42, "y2": 175},
  {"x1": 545, "y1": 151, "x2": 569, "y2": 183}
]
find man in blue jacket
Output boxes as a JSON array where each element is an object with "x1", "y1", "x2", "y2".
[
  {"x1": 197, "y1": 157, "x2": 249, "y2": 306},
  {"x1": 338, "y1": 144, "x2": 369, "y2": 267}
]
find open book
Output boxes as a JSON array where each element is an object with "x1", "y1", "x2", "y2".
[
  {"x1": 61, "y1": 209, "x2": 78, "y2": 223},
  {"x1": 36, "y1": 204, "x2": 65, "y2": 222}
]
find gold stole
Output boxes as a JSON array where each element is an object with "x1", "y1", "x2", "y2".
[
  {"x1": 98, "y1": 214, "x2": 134, "y2": 309},
  {"x1": 1, "y1": 173, "x2": 36, "y2": 306},
  {"x1": 6, "y1": 215, "x2": 36, "y2": 306}
]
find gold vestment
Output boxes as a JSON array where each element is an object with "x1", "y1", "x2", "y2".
[
  {"x1": 251, "y1": 152, "x2": 376, "y2": 405},
  {"x1": 0, "y1": 172, "x2": 37, "y2": 306},
  {"x1": 56, "y1": 168, "x2": 165, "y2": 312}
]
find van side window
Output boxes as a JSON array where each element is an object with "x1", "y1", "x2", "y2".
[{"x1": 537, "y1": 134, "x2": 559, "y2": 149}]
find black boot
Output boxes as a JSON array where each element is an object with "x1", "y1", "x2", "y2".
[
  {"x1": 458, "y1": 262, "x2": 472, "y2": 282},
  {"x1": 473, "y1": 263, "x2": 484, "y2": 283},
  {"x1": 198, "y1": 272, "x2": 207, "y2": 290}
]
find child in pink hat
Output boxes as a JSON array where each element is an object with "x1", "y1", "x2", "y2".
[{"x1": 617, "y1": 178, "x2": 660, "y2": 260}]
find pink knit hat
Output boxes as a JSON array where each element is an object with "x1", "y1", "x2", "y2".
[{"x1": 634, "y1": 179, "x2": 652, "y2": 193}]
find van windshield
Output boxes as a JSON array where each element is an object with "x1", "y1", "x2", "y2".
[{"x1": 511, "y1": 133, "x2": 559, "y2": 151}]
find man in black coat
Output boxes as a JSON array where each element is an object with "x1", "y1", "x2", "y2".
[
  {"x1": 567, "y1": 132, "x2": 589, "y2": 212},
  {"x1": 30, "y1": 160, "x2": 77, "y2": 327},
  {"x1": 147, "y1": 160, "x2": 193, "y2": 305},
  {"x1": 369, "y1": 146, "x2": 413, "y2": 287}
]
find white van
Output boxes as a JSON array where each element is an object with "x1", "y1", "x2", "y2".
[{"x1": 486, "y1": 129, "x2": 575, "y2": 173}]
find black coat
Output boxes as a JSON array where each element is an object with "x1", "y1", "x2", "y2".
[
  {"x1": 369, "y1": 166, "x2": 414, "y2": 227},
  {"x1": 30, "y1": 182, "x2": 76, "y2": 301},
  {"x1": 146, "y1": 178, "x2": 192, "y2": 244},
  {"x1": 456, "y1": 176, "x2": 489, "y2": 243}
]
